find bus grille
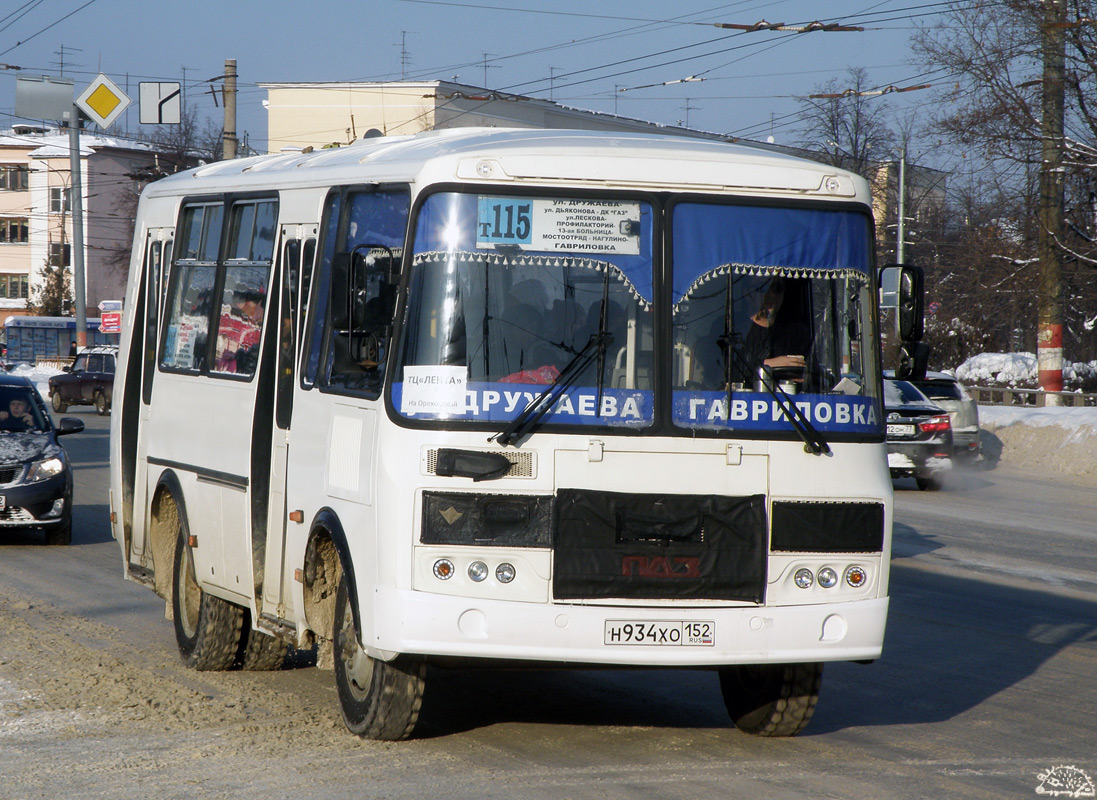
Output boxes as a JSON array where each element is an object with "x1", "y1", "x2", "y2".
[{"x1": 553, "y1": 490, "x2": 767, "y2": 602}]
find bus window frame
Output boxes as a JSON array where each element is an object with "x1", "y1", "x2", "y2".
[
  {"x1": 301, "y1": 183, "x2": 411, "y2": 401},
  {"x1": 158, "y1": 192, "x2": 279, "y2": 382}
]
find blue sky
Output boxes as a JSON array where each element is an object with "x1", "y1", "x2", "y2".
[{"x1": 0, "y1": 1, "x2": 942, "y2": 153}]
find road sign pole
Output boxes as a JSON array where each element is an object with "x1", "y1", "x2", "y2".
[{"x1": 69, "y1": 104, "x2": 87, "y2": 348}]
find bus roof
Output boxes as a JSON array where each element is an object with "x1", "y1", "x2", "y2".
[{"x1": 143, "y1": 127, "x2": 871, "y2": 204}]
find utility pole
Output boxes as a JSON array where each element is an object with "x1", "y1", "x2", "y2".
[
  {"x1": 223, "y1": 59, "x2": 237, "y2": 160},
  {"x1": 68, "y1": 106, "x2": 87, "y2": 347},
  {"x1": 1037, "y1": 0, "x2": 1065, "y2": 402},
  {"x1": 896, "y1": 148, "x2": 907, "y2": 263}
]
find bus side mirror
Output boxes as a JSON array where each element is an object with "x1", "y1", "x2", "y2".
[
  {"x1": 896, "y1": 341, "x2": 930, "y2": 381},
  {"x1": 880, "y1": 263, "x2": 925, "y2": 342}
]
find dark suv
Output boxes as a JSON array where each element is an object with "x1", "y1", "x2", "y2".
[{"x1": 48, "y1": 345, "x2": 117, "y2": 415}]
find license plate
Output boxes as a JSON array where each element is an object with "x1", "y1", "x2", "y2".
[
  {"x1": 604, "y1": 620, "x2": 715, "y2": 646},
  {"x1": 886, "y1": 423, "x2": 914, "y2": 436}
]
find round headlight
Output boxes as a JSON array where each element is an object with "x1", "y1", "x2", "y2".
[
  {"x1": 495, "y1": 562, "x2": 516, "y2": 584},
  {"x1": 468, "y1": 561, "x2": 489, "y2": 582},
  {"x1": 793, "y1": 568, "x2": 814, "y2": 589},
  {"x1": 845, "y1": 565, "x2": 867, "y2": 588},
  {"x1": 817, "y1": 567, "x2": 839, "y2": 588},
  {"x1": 433, "y1": 558, "x2": 455, "y2": 580}
]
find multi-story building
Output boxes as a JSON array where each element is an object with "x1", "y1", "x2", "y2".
[{"x1": 0, "y1": 124, "x2": 163, "y2": 320}]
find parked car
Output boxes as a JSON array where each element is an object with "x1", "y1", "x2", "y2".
[
  {"x1": 48, "y1": 345, "x2": 117, "y2": 415},
  {"x1": 0, "y1": 375, "x2": 84, "y2": 545},
  {"x1": 909, "y1": 371, "x2": 981, "y2": 463},
  {"x1": 884, "y1": 378, "x2": 953, "y2": 490}
]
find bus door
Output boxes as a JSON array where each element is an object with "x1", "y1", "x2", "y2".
[
  {"x1": 128, "y1": 227, "x2": 173, "y2": 562},
  {"x1": 260, "y1": 225, "x2": 316, "y2": 621}
]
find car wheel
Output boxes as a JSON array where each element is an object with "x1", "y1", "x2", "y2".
[
  {"x1": 94, "y1": 392, "x2": 109, "y2": 416},
  {"x1": 172, "y1": 530, "x2": 244, "y2": 670},
  {"x1": 51, "y1": 392, "x2": 67, "y2": 413},
  {"x1": 45, "y1": 518, "x2": 72, "y2": 546},
  {"x1": 718, "y1": 662, "x2": 823, "y2": 737},
  {"x1": 333, "y1": 572, "x2": 425, "y2": 740}
]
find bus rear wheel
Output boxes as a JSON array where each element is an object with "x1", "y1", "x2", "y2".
[
  {"x1": 172, "y1": 531, "x2": 244, "y2": 671},
  {"x1": 333, "y1": 573, "x2": 425, "y2": 740},
  {"x1": 718, "y1": 662, "x2": 823, "y2": 737}
]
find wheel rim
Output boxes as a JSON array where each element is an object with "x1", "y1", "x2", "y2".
[
  {"x1": 176, "y1": 542, "x2": 201, "y2": 639},
  {"x1": 338, "y1": 596, "x2": 374, "y2": 700}
]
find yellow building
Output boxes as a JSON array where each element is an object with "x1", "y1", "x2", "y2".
[{"x1": 260, "y1": 80, "x2": 720, "y2": 152}]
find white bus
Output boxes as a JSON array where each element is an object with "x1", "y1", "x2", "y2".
[{"x1": 110, "y1": 128, "x2": 923, "y2": 740}]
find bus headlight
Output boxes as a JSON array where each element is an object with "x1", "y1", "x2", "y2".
[
  {"x1": 495, "y1": 562, "x2": 516, "y2": 584},
  {"x1": 817, "y1": 567, "x2": 839, "y2": 588},
  {"x1": 468, "y1": 561, "x2": 489, "y2": 582},
  {"x1": 793, "y1": 568, "x2": 814, "y2": 589}
]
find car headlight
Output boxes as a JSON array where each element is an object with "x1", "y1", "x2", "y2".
[{"x1": 26, "y1": 457, "x2": 64, "y2": 483}]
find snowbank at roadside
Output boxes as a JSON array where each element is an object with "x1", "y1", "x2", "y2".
[{"x1": 978, "y1": 404, "x2": 1097, "y2": 479}]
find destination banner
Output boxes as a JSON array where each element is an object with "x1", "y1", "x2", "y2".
[{"x1": 672, "y1": 391, "x2": 882, "y2": 433}]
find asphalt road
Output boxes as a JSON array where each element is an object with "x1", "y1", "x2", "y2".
[{"x1": 0, "y1": 411, "x2": 1094, "y2": 800}]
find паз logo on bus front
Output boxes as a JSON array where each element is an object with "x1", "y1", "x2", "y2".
[{"x1": 621, "y1": 555, "x2": 701, "y2": 578}]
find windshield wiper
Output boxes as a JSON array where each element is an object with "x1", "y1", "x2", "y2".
[
  {"x1": 490, "y1": 329, "x2": 613, "y2": 447},
  {"x1": 492, "y1": 270, "x2": 614, "y2": 447},
  {"x1": 725, "y1": 336, "x2": 831, "y2": 456}
]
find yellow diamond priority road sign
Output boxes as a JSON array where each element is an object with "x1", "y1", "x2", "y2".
[{"x1": 76, "y1": 74, "x2": 131, "y2": 129}]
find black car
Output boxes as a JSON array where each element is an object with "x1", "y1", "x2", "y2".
[
  {"x1": 0, "y1": 376, "x2": 84, "y2": 544},
  {"x1": 884, "y1": 378, "x2": 953, "y2": 490},
  {"x1": 48, "y1": 345, "x2": 117, "y2": 415}
]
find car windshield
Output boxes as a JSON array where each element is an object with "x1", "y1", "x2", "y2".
[{"x1": 0, "y1": 388, "x2": 47, "y2": 432}]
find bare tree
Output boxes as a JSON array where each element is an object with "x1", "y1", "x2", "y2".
[
  {"x1": 794, "y1": 67, "x2": 897, "y2": 178},
  {"x1": 913, "y1": 0, "x2": 1097, "y2": 365}
]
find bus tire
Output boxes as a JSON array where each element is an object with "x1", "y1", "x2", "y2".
[
  {"x1": 172, "y1": 531, "x2": 244, "y2": 671},
  {"x1": 51, "y1": 392, "x2": 67, "y2": 413},
  {"x1": 718, "y1": 662, "x2": 823, "y2": 737},
  {"x1": 236, "y1": 619, "x2": 289, "y2": 671},
  {"x1": 333, "y1": 573, "x2": 425, "y2": 740}
]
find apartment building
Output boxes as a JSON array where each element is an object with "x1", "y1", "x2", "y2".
[{"x1": 0, "y1": 125, "x2": 163, "y2": 319}]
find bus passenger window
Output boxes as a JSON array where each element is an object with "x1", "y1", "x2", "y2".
[
  {"x1": 212, "y1": 270, "x2": 267, "y2": 376},
  {"x1": 160, "y1": 264, "x2": 215, "y2": 371}
]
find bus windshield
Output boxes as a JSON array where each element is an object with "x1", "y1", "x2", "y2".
[
  {"x1": 670, "y1": 201, "x2": 882, "y2": 436},
  {"x1": 395, "y1": 191, "x2": 656, "y2": 430},
  {"x1": 393, "y1": 191, "x2": 882, "y2": 439}
]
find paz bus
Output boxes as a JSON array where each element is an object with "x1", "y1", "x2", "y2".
[{"x1": 109, "y1": 128, "x2": 924, "y2": 740}]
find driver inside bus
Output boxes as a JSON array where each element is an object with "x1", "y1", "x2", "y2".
[{"x1": 733, "y1": 276, "x2": 812, "y2": 384}]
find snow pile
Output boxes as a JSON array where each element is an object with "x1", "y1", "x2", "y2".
[
  {"x1": 979, "y1": 404, "x2": 1097, "y2": 479},
  {"x1": 8, "y1": 363, "x2": 64, "y2": 399},
  {"x1": 955, "y1": 352, "x2": 1097, "y2": 387}
]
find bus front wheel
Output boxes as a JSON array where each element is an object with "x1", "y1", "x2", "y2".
[
  {"x1": 333, "y1": 574, "x2": 425, "y2": 740},
  {"x1": 172, "y1": 532, "x2": 244, "y2": 671},
  {"x1": 718, "y1": 662, "x2": 823, "y2": 737}
]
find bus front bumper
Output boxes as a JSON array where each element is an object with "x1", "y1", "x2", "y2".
[{"x1": 366, "y1": 588, "x2": 889, "y2": 666}]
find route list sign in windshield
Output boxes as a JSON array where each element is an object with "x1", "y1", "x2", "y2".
[{"x1": 476, "y1": 197, "x2": 641, "y2": 255}]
